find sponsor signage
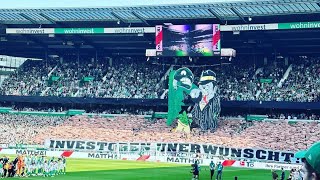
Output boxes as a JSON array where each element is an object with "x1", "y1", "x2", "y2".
[
  {"x1": 218, "y1": 21, "x2": 320, "y2": 31},
  {"x1": 166, "y1": 156, "x2": 204, "y2": 164},
  {"x1": 234, "y1": 161, "x2": 302, "y2": 171},
  {"x1": 16, "y1": 149, "x2": 47, "y2": 156},
  {"x1": 5, "y1": 21, "x2": 320, "y2": 35},
  {"x1": 104, "y1": 27, "x2": 155, "y2": 34},
  {"x1": 278, "y1": 21, "x2": 320, "y2": 30},
  {"x1": 6, "y1": 28, "x2": 54, "y2": 34},
  {"x1": 6, "y1": 27, "x2": 155, "y2": 34},
  {"x1": 261, "y1": 162, "x2": 302, "y2": 170},
  {"x1": 155, "y1": 25, "x2": 163, "y2": 52},
  {"x1": 55, "y1": 28, "x2": 104, "y2": 34},
  {"x1": 87, "y1": 152, "x2": 118, "y2": 159},
  {"x1": 6, "y1": 21, "x2": 320, "y2": 34},
  {"x1": 223, "y1": 160, "x2": 302, "y2": 170},
  {"x1": 220, "y1": 23, "x2": 278, "y2": 31},
  {"x1": 46, "y1": 139, "x2": 298, "y2": 163}
]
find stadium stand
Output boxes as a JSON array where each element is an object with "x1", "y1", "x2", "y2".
[
  {"x1": 0, "y1": 60, "x2": 56, "y2": 96},
  {"x1": 91, "y1": 57, "x2": 164, "y2": 99},
  {"x1": 0, "y1": 58, "x2": 166, "y2": 98},
  {"x1": 0, "y1": 113, "x2": 318, "y2": 152},
  {"x1": 258, "y1": 58, "x2": 320, "y2": 102},
  {"x1": 2, "y1": 0, "x2": 320, "y2": 179},
  {"x1": 0, "y1": 114, "x2": 65, "y2": 145},
  {"x1": 0, "y1": 57, "x2": 318, "y2": 102}
]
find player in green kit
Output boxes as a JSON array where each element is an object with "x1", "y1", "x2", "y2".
[
  {"x1": 36, "y1": 155, "x2": 43, "y2": 175},
  {"x1": 57, "y1": 159, "x2": 63, "y2": 175},
  {"x1": 25, "y1": 155, "x2": 32, "y2": 177},
  {"x1": 49, "y1": 157, "x2": 54, "y2": 164},
  {"x1": 209, "y1": 160, "x2": 215, "y2": 180},
  {"x1": 62, "y1": 156, "x2": 66, "y2": 174},
  {"x1": 33, "y1": 155, "x2": 38, "y2": 175},
  {"x1": 0, "y1": 160, "x2": 4, "y2": 178},
  {"x1": 216, "y1": 162, "x2": 224, "y2": 180},
  {"x1": 49, "y1": 160, "x2": 55, "y2": 177},
  {"x1": 24, "y1": 156, "x2": 29, "y2": 177},
  {"x1": 43, "y1": 160, "x2": 49, "y2": 177},
  {"x1": 30, "y1": 155, "x2": 36, "y2": 175}
]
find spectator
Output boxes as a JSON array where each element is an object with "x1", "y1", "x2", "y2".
[{"x1": 0, "y1": 113, "x2": 318, "y2": 152}]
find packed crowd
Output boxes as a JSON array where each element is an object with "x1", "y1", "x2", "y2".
[
  {"x1": 218, "y1": 65, "x2": 257, "y2": 101},
  {"x1": 255, "y1": 64, "x2": 286, "y2": 101},
  {"x1": 44, "y1": 61, "x2": 96, "y2": 97},
  {"x1": 91, "y1": 58, "x2": 162, "y2": 98},
  {"x1": 0, "y1": 57, "x2": 166, "y2": 99},
  {"x1": 187, "y1": 57, "x2": 320, "y2": 102},
  {"x1": 1, "y1": 114, "x2": 318, "y2": 152},
  {"x1": 0, "y1": 57, "x2": 319, "y2": 102},
  {"x1": 0, "y1": 114, "x2": 65, "y2": 145},
  {"x1": 267, "y1": 113, "x2": 320, "y2": 120},
  {"x1": 274, "y1": 58, "x2": 320, "y2": 102},
  {"x1": 0, "y1": 60, "x2": 56, "y2": 96}
]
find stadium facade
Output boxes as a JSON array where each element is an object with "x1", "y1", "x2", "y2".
[{"x1": 0, "y1": 2, "x2": 319, "y2": 179}]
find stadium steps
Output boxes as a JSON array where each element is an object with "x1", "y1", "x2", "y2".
[
  {"x1": 137, "y1": 155, "x2": 150, "y2": 161},
  {"x1": 47, "y1": 65, "x2": 58, "y2": 77},
  {"x1": 156, "y1": 65, "x2": 174, "y2": 97},
  {"x1": 158, "y1": 65, "x2": 174, "y2": 98},
  {"x1": 0, "y1": 75, "x2": 9, "y2": 86},
  {"x1": 102, "y1": 70, "x2": 110, "y2": 83},
  {"x1": 160, "y1": 89, "x2": 168, "y2": 99},
  {"x1": 277, "y1": 64, "x2": 292, "y2": 88},
  {"x1": 255, "y1": 90, "x2": 261, "y2": 99},
  {"x1": 158, "y1": 65, "x2": 173, "y2": 86},
  {"x1": 40, "y1": 87, "x2": 50, "y2": 96},
  {"x1": 254, "y1": 68, "x2": 263, "y2": 76},
  {"x1": 73, "y1": 90, "x2": 80, "y2": 97}
]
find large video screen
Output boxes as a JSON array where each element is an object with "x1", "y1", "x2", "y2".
[{"x1": 155, "y1": 24, "x2": 220, "y2": 57}]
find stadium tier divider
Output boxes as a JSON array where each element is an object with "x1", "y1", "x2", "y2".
[
  {"x1": 0, "y1": 107, "x2": 153, "y2": 119},
  {"x1": 0, "y1": 108, "x2": 316, "y2": 123},
  {"x1": 67, "y1": 109, "x2": 85, "y2": 116},
  {"x1": 245, "y1": 114, "x2": 268, "y2": 121},
  {"x1": 0, "y1": 107, "x2": 12, "y2": 113}
]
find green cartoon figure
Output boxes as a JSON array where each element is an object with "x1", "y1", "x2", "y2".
[
  {"x1": 167, "y1": 67, "x2": 198, "y2": 132},
  {"x1": 175, "y1": 111, "x2": 192, "y2": 133}
]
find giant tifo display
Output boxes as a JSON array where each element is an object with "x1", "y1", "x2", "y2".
[{"x1": 167, "y1": 67, "x2": 221, "y2": 133}]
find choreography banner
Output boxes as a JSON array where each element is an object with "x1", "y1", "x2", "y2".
[
  {"x1": 167, "y1": 68, "x2": 221, "y2": 133},
  {"x1": 1, "y1": 148, "x2": 301, "y2": 169},
  {"x1": 45, "y1": 139, "x2": 299, "y2": 163}
]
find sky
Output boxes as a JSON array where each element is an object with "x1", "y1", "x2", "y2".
[{"x1": 0, "y1": 0, "x2": 252, "y2": 9}]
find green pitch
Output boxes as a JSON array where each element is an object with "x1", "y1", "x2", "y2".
[{"x1": 10, "y1": 158, "x2": 285, "y2": 180}]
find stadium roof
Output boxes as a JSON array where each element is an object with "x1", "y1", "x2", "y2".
[
  {"x1": 0, "y1": 0, "x2": 319, "y2": 24},
  {"x1": 1, "y1": 0, "x2": 320, "y2": 58},
  {"x1": 2, "y1": 28, "x2": 320, "y2": 58}
]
